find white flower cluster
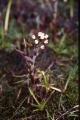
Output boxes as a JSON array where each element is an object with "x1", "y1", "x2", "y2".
[{"x1": 31, "y1": 32, "x2": 49, "y2": 49}]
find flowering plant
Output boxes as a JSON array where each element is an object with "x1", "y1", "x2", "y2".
[{"x1": 13, "y1": 32, "x2": 49, "y2": 85}]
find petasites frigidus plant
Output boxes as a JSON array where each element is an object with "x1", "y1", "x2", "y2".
[{"x1": 13, "y1": 32, "x2": 49, "y2": 86}]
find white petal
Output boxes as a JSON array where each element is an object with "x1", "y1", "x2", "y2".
[
  {"x1": 40, "y1": 45, "x2": 45, "y2": 49},
  {"x1": 35, "y1": 40, "x2": 39, "y2": 44},
  {"x1": 44, "y1": 39, "x2": 48, "y2": 44}
]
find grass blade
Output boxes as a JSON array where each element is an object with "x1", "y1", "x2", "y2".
[{"x1": 4, "y1": 0, "x2": 12, "y2": 33}]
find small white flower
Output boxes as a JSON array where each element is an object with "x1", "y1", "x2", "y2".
[
  {"x1": 44, "y1": 39, "x2": 48, "y2": 44},
  {"x1": 35, "y1": 39, "x2": 39, "y2": 44},
  {"x1": 44, "y1": 34, "x2": 48, "y2": 39},
  {"x1": 38, "y1": 32, "x2": 45, "y2": 39},
  {"x1": 32, "y1": 34, "x2": 36, "y2": 39},
  {"x1": 38, "y1": 32, "x2": 43, "y2": 36},
  {"x1": 40, "y1": 45, "x2": 45, "y2": 49}
]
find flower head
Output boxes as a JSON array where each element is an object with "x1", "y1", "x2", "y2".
[
  {"x1": 38, "y1": 32, "x2": 44, "y2": 37},
  {"x1": 38, "y1": 32, "x2": 45, "y2": 39},
  {"x1": 35, "y1": 40, "x2": 39, "y2": 44},
  {"x1": 31, "y1": 32, "x2": 49, "y2": 50}
]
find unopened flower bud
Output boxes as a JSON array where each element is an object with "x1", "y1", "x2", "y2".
[{"x1": 40, "y1": 45, "x2": 45, "y2": 49}]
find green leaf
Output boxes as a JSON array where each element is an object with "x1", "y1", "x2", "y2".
[{"x1": 29, "y1": 88, "x2": 40, "y2": 106}]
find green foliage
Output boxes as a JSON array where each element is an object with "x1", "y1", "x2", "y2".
[
  {"x1": 59, "y1": 65, "x2": 78, "y2": 114},
  {"x1": 46, "y1": 109, "x2": 53, "y2": 120},
  {"x1": 0, "y1": 20, "x2": 28, "y2": 51},
  {"x1": 37, "y1": 70, "x2": 61, "y2": 92},
  {"x1": 48, "y1": 34, "x2": 77, "y2": 57},
  {"x1": 29, "y1": 87, "x2": 47, "y2": 111},
  {"x1": 48, "y1": 34, "x2": 68, "y2": 55}
]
